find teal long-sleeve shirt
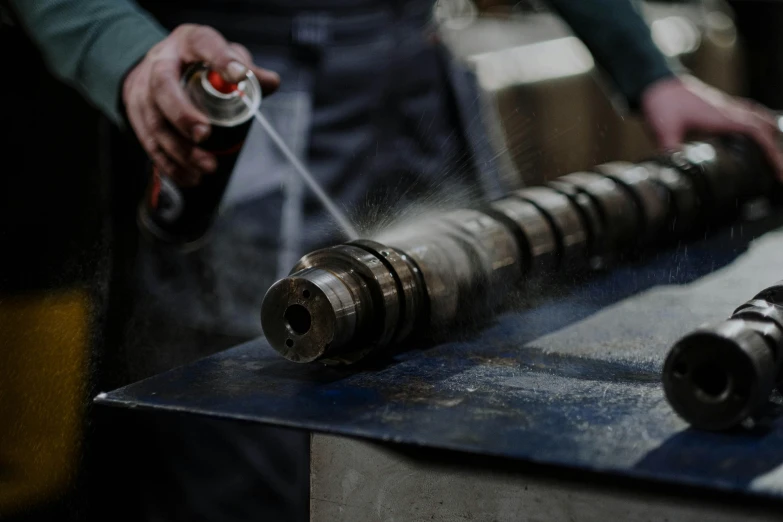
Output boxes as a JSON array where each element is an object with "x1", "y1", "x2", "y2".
[
  {"x1": 548, "y1": 0, "x2": 676, "y2": 109},
  {"x1": 6, "y1": 0, "x2": 673, "y2": 125},
  {"x1": 7, "y1": 0, "x2": 167, "y2": 124}
]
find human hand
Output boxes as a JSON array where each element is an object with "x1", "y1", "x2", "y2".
[
  {"x1": 122, "y1": 24, "x2": 280, "y2": 186},
  {"x1": 640, "y1": 75, "x2": 783, "y2": 181}
]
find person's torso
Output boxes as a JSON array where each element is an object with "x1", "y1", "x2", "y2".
[
  {"x1": 139, "y1": 0, "x2": 436, "y2": 42},
  {"x1": 129, "y1": 0, "x2": 498, "y2": 345}
]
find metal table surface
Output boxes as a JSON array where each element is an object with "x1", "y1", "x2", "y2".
[{"x1": 97, "y1": 215, "x2": 783, "y2": 503}]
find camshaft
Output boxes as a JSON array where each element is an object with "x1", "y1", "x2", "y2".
[
  {"x1": 663, "y1": 281, "x2": 783, "y2": 431},
  {"x1": 261, "y1": 135, "x2": 778, "y2": 364}
]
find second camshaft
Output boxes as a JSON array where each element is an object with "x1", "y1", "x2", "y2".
[
  {"x1": 663, "y1": 280, "x2": 783, "y2": 431},
  {"x1": 261, "y1": 136, "x2": 778, "y2": 364}
]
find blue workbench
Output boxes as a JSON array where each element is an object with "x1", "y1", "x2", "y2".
[{"x1": 96, "y1": 216, "x2": 783, "y2": 509}]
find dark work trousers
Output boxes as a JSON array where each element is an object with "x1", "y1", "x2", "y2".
[{"x1": 105, "y1": 3, "x2": 508, "y2": 521}]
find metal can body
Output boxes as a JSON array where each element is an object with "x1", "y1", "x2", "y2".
[{"x1": 138, "y1": 63, "x2": 262, "y2": 247}]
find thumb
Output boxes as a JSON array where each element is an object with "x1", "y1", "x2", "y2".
[
  {"x1": 227, "y1": 43, "x2": 281, "y2": 96},
  {"x1": 180, "y1": 25, "x2": 249, "y2": 82}
]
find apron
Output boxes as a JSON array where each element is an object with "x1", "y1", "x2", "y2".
[
  {"x1": 125, "y1": 1, "x2": 508, "y2": 380},
  {"x1": 117, "y1": 4, "x2": 511, "y2": 522}
]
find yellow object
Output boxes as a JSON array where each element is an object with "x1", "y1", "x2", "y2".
[{"x1": 0, "y1": 289, "x2": 89, "y2": 515}]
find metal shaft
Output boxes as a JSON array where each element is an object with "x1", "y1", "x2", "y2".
[
  {"x1": 663, "y1": 281, "x2": 783, "y2": 431},
  {"x1": 261, "y1": 135, "x2": 779, "y2": 365}
]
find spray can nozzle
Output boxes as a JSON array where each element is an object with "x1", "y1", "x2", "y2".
[{"x1": 205, "y1": 70, "x2": 240, "y2": 95}]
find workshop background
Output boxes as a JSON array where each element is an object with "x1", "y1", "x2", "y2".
[{"x1": 1, "y1": 0, "x2": 783, "y2": 520}]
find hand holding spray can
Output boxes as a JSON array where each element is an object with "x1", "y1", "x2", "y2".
[{"x1": 138, "y1": 63, "x2": 262, "y2": 248}]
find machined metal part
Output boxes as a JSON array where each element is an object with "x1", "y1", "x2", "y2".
[
  {"x1": 734, "y1": 299, "x2": 783, "y2": 330},
  {"x1": 547, "y1": 179, "x2": 606, "y2": 258},
  {"x1": 715, "y1": 135, "x2": 777, "y2": 201},
  {"x1": 384, "y1": 232, "x2": 469, "y2": 330},
  {"x1": 640, "y1": 161, "x2": 700, "y2": 236},
  {"x1": 660, "y1": 145, "x2": 711, "y2": 218},
  {"x1": 663, "y1": 319, "x2": 778, "y2": 431},
  {"x1": 485, "y1": 198, "x2": 558, "y2": 276},
  {"x1": 260, "y1": 208, "x2": 520, "y2": 363},
  {"x1": 261, "y1": 243, "x2": 407, "y2": 364},
  {"x1": 593, "y1": 162, "x2": 670, "y2": 241},
  {"x1": 684, "y1": 141, "x2": 737, "y2": 212},
  {"x1": 261, "y1": 265, "x2": 364, "y2": 363},
  {"x1": 663, "y1": 281, "x2": 783, "y2": 431},
  {"x1": 401, "y1": 223, "x2": 482, "y2": 315},
  {"x1": 556, "y1": 172, "x2": 639, "y2": 252},
  {"x1": 383, "y1": 209, "x2": 520, "y2": 325},
  {"x1": 512, "y1": 186, "x2": 589, "y2": 269},
  {"x1": 664, "y1": 140, "x2": 749, "y2": 219},
  {"x1": 440, "y1": 209, "x2": 522, "y2": 290},
  {"x1": 754, "y1": 281, "x2": 783, "y2": 305},
  {"x1": 351, "y1": 240, "x2": 426, "y2": 345},
  {"x1": 264, "y1": 137, "x2": 781, "y2": 365}
]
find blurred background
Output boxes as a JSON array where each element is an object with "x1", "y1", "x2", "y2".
[
  {"x1": 2, "y1": 0, "x2": 783, "y2": 519},
  {"x1": 438, "y1": 0, "x2": 781, "y2": 186}
]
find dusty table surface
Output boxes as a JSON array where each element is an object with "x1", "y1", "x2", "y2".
[{"x1": 97, "y1": 215, "x2": 783, "y2": 502}]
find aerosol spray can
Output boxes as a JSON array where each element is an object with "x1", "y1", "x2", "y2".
[{"x1": 138, "y1": 63, "x2": 262, "y2": 248}]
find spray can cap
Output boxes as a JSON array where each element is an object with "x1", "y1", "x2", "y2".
[{"x1": 206, "y1": 70, "x2": 239, "y2": 94}]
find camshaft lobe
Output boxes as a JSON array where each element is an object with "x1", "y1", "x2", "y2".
[
  {"x1": 261, "y1": 135, "x2": 778, "y2": 364},
  {"x1": 260, "y1": 211, "x2": 521, "y2": 364},
  {"x1": 663, "y1": 281, "x2": 783, "y2": 431}
]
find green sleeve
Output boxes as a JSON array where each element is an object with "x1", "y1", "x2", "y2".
[
  {"x1": 547, "y1": 0, "x2": 677, "y2": 109},
  {"x1": 8, "y1": 0, "x2": 168, "y2": 124}
]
